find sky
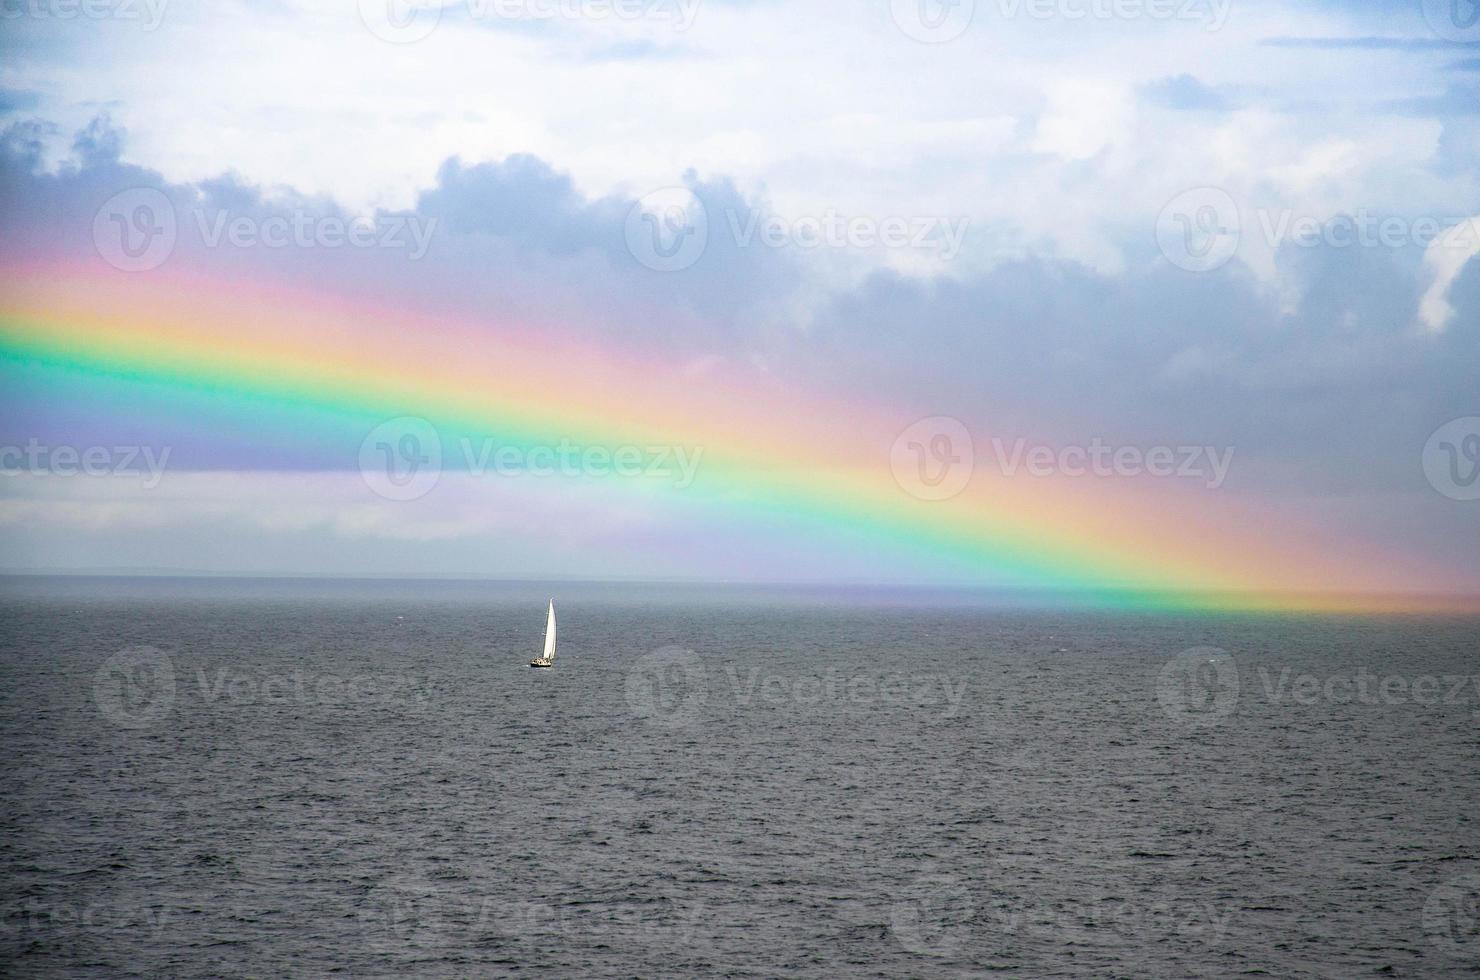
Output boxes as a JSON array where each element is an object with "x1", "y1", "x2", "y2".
[{"x1": 0, "y1": 0, "x2": 1477, "y2": 604}]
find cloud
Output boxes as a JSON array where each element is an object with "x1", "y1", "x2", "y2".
[
  {"x1": 1418, "y1": 217, "x2": 1480, "y2": 332},
  {"x1": 4, "y1": 118, "x2": 1478, "y2": 484},
  {"x1": 2, "y1": 115, "x2": 1478, "y2": 583}
]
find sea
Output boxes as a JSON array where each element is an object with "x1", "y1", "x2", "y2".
[{"x1": 1, "y1": 576, "x2": 1477, "y2": 977}]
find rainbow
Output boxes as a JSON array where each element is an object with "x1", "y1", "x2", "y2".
[{"x1": 2, "y1": 259, "x2": 1476, "y2": 614}]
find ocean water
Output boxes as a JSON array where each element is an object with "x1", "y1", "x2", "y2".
[{"x1": 1, "y1": 577, "x2": 1477, "y2": 977}]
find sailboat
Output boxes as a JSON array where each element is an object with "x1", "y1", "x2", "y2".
[{"x1": 528, "y1": 600, "x2": 557, "y2": 668}]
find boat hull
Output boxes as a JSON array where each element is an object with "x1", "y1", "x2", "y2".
[{"x1": 529, "y1": 660, "x2": 554, "y2": 668}]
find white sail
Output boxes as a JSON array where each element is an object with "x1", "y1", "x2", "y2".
[{"x1": 542, "y1": 600, "x2": 556, "y2": 661}]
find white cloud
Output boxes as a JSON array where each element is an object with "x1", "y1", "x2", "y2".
[
  {"x1": 5, "y1": 0, "x2": 1475, "y2": 282},
  {"x1": 1417, "y1": 216, "x2": 1480, "y2": 333},
  {"x1": 1031, "y1": 79, "x2": 1133, "y2": 161}
]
